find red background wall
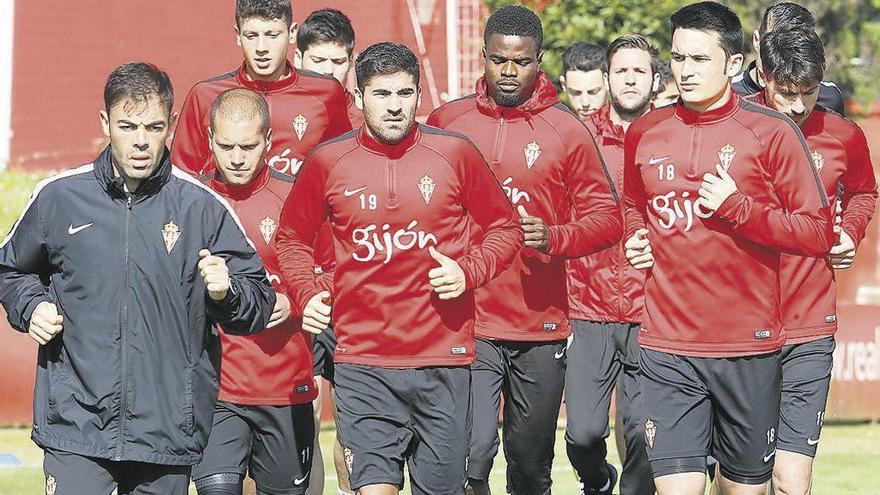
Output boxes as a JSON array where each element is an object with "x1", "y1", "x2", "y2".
[{"x1": 10, "y1": 0, "x2": 453, "y2": 170}]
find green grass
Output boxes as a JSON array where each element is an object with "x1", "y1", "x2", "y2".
[
  {"x1": 0, "y1": 170, "x2": 44, "y2": 235},
  {"x1": 0, "y1": 423, "x2": 877, "y2": 494}
]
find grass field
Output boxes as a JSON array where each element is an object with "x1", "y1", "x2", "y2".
[
  {"x1": 0, "y1": 170, "x2": 44, "y2": 234},
  {"x1": 0, "y1": 423, "x2": 878, "y2": 494}
]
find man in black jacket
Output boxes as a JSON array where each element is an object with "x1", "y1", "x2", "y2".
[{"x1": 0, "y1": 62, "x2": 275, "y2": 495}]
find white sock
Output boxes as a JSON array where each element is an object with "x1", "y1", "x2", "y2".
[
  {"x1": 599, "y1": 477, "x2": 611, "y2": 492},
  {"x1": 339, "y1": 489, "x2": 353, "y2": 495}
]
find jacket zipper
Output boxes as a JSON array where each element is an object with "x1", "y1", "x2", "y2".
[
  {"x1": 492, "y1": 116, "x2": 506, "y2": 165},
  {"x1": 687, "y1": 125, "x2": 701, "y2": 178},
  {"x1": 115, "y1": 195, "x2": 132, "y2": 460},
  {"x1": 385, "y1": 158, "x2": 398, "y2": 208}
]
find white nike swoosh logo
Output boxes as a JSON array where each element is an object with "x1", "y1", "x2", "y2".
[
  {"x1": 67, "y1": 223, "x2": 94, "y2": 235},
  {"x1": 294, "y1": 471, "x2": 310, "y2": 485},
  {"x1": 343, "y1": 186, "x2": 368, "y2": 197},
  {"x1": 648, "y1": 155, "x2": 671, "y2": 165},
  {"x1": 763, "y1": 450, "x2": 776, "y2": 462},
  {"x1": 554, "y1": 350, "x2": 565, "y2": 359},
  {"x1": 807, "y1": 437, "x2": 820, "y2": 446}
]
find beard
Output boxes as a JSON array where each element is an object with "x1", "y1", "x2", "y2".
[{"x1": 610, "y1": 91, "x2": 652, "y2": 120}]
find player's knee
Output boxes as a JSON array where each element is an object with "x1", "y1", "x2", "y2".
[
  {"x1": 194, "y1": 472, "x2": 243, "y2": 495},
  {"x1": 566, "y1": 417, "x2": 608, "y2": 450},
  {"x1": 772, "y1": 468, "x2": 812, "y2": 495}
]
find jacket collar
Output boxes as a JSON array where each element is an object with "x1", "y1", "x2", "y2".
[
  {"x1": 674, "y1": 89, "x2": 740, "y2": 125},
  {"x1": 357, "y1": 123, "x2": 421, "y2": 159},
  {"x1": 208, "y1": 163, "x2": 271, "y2": 200},
  {"x1": 474, "y1": 71, "x2": 560, "y2": 119},
  {"x1": 589, "y1": 104, "x2": 626, "y2": 144},
  {"x1": 738, "y1": 61, "x2": 763, "y2": 93},
  {"x1": 235, "y1": 62, "x2": 298, "y2": 93},
  {"x1": 94, "y1": 146, "x2": 172, "y2": 199}
]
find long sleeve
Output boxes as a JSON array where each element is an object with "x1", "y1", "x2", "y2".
[
  {"x1": 838, "y1": 124, "x2": 878, "y2": 249},
  {"x1": 623, "y1": 127, "x2": 649, "y2": 240},
  {"x1": 170, "y1": 86, "x2": 212, "y2": 176},
  {"x1": 457, "y1": 146, "x2": 523, "y2": 290},
  {"x1": 715, "y1": 125, "x2": 834, "y2": 256},
  {"x1": 321, "y1": 83, "x2": 354, "y2": 142},
  {"x1": 0, "y1": 190, "x2": 53, "y2": 332},
  {"x1": 547, "y1": 127, "x2": 622, "y2": 258},
  {"x1": 205, "y1": 204, "x2": 276, "y2": 335},
  {"x1": 276, "y1": 156, "x2": 332, "y2": 312}
]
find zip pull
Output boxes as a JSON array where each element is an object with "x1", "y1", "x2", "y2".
[{"x1": 127, "y1": 196, "x2": 133, "y2": 209}]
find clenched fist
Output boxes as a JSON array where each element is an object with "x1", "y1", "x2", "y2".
[
  {"x1": 198, "y1": 249, "x2": 230, "y2": 301},
  {"x1": 625, "y1": 229, "x2": 654, "y2": 270},
  {"x1": 518, "y1": 205, "x2": 550, "y2": 252},
  {"x1": 302, "y1": 291, "x2": 332, "y2": 334},
  {"x1": 29, "y1": 301, "x2": 63, "y2": 345},
  {"x1": 267, "y1": 292, "x2": 292, "y2": 329}
]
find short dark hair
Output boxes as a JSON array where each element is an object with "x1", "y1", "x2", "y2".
[
  {"x1": 562, "y1": 42, "x2": 606, "y2": 74},
  {"x1": 670, "y1": 1, "x2": 743, "y2": 58},
  {"x1": 606, "y1": 34, "x2": 660, "y2": 75},
  {"x1": 104, "y1": 62, "x2": 174, "y2": 115},
  {"x1": 355, "y1": 42, "x2": 420, "y2": 92},
  {"x1": 655, "y1": 59, "x2": 674, "y2": 93},
  {"x1": 484, "y1": 5, "x2": 543, "y2": 53},
  {"x1": 297, "y1": 9, "x2": 355, "y2": 55},
  {"x1": 760, "y1": 26, "x2": 825, "y2": 88},
  {"x1": 210, "y1": 88, "x2": 271, "y2": 134},
  {"x1": 759, "y1": 2, "x2": 815, "y2": 36},
  {"x1": 235, "y1": 0, "x2": 292, "y2": 28}
]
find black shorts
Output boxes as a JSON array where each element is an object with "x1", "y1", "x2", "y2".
[
  {"x1": 334, "y1": 363, "x2": 471, "y2": 495},
  {"x1": 469, "y1": 338, "x2": 566, "y2": 494},
  {"x1": 192, "y1": 401, "x2": 315, "y2": 494},
  {"x1": 312, "y1": 325, "x2": 338, "y2": 381},
  {"x1": 778, "y1": 336, "x2": 834, "y2": 457},
  {"x1": 43, "y1": 448, "x2": 190, "y2": 495},
  {"x1": 639, "y1": 348, "x2": 782, "y2": 485}
]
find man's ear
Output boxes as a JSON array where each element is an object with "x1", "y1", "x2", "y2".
[
  {"x1": 559, "y1": 74, "x2": 567, "y2": 91},
  {"x1": 99, "y1": 110, "x2": 110, "y2": 137},
  {"x1": 752, "y1": 29, "x2": 760, "y2": 54},
  {"x1": 235, "y1": 24, "x2": 242, "y2": 47},
  {"x1": 354, "y1": 88, "x2": 364, "y2": 110},
  {"x1": 727, "y1": 53, "x2": 744, "y2": 78},
  {"x1": 289, "y1": 22, "x2": 297, "y2": 45},
  {"x1": 651, "y1": 72, "x2": 660, "y2": 93},
  {"x1": 265, "y1": 128, "x2": 273, "y2": 150},
  {"x1": 293, "y1": 49, "x2": 303, "y2": 69},
  {"x1": 537, "y1": 50, "x2": 544, "y2": 67}
]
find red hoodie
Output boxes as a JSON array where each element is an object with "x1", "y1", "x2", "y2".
[
  {"x1": 624, "y1": 91, "x2": 835, "y2": 357},
  {"x1": 204, "y1": 166, "x2": 317, "y2": 405},
  {"x1": 749, "y1": 92, "x2": 878, "y2": 344},
  {"x1": 171, "y1": 63, "x2": 352, "y2": 177},
  {"x1": 567, "y1": 105, "x2": 645, "y2": 323},
  {"x1": 275, "y1": 125, "x2": 522, "y2": 368},
  {"x1": 427, "y1": 72, "x2": 622, "y2": 342}
]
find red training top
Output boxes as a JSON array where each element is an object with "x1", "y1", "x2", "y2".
[
  {"x1": 276, "y1": 124, "x2": 522, "y2": 368},
  {"x1": 427, "y1": 72, "x2": 622, "y2": 342},
  {"x1": 567, "y1": 104, "x2": 645, "y2": 324},
  {"x1": 171, "y1": 63, "x2": 352, "y2": 177},
  {"x1": 624, "y1": 91, "x2": 835, "y2": 357},
  {"x1": 750, "y1": 92, "x2": 878, "y2": 344},
  {"x1": 205, "y1": 165, "x2": 317, "y2": 405}
]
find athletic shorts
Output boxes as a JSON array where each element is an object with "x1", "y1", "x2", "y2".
[
  {"x1": 192, "y1": 401, "x2": 315, "y2": 494},
  {"x1": 43, "y1": 448, "x2": 190, "y2": 495},
  {"x1": 312, "y1": 325, "x2": 337, "y2": 381},
  {"x1": 334, "y1": 363, "x2": 471, "y2": 495},
  {"x1": 777, "y1": 336, "x2": 834, "y2": 457},
  {"x1": 639, "y1": 348, "x2": 782, "y2": 485}
]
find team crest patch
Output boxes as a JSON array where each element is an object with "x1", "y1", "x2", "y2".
[
  {"x1": 418, "y1": 174, "x2": 436, "y2": 204},
  {"x1": 259, "y1": 217, "x2": 277, "y2": 245},
  {"x1": 718, "y1": 144, "x2": 736, "y2": 171},
  {"x1": 524, "y1": 141, "x2": 542, "y2": 169},
  {"x1": 343, "y1": 447, "x2": 354, "y2": 474},
  {"x1": 812, "y1": 151, "x2": 825, "y2": 172},
  {"x1": 162, "y1": 221, "x2": 181, "y2": 253},
  {"x1": 645, "y1": 419, "x2": 656, "y2": 449},
  {"x1": 46, "y1": 474, "x2": 56, "y2": 495},
  {"x1": 293, "y1": 114, "x2": 309, "y2": 141}
]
